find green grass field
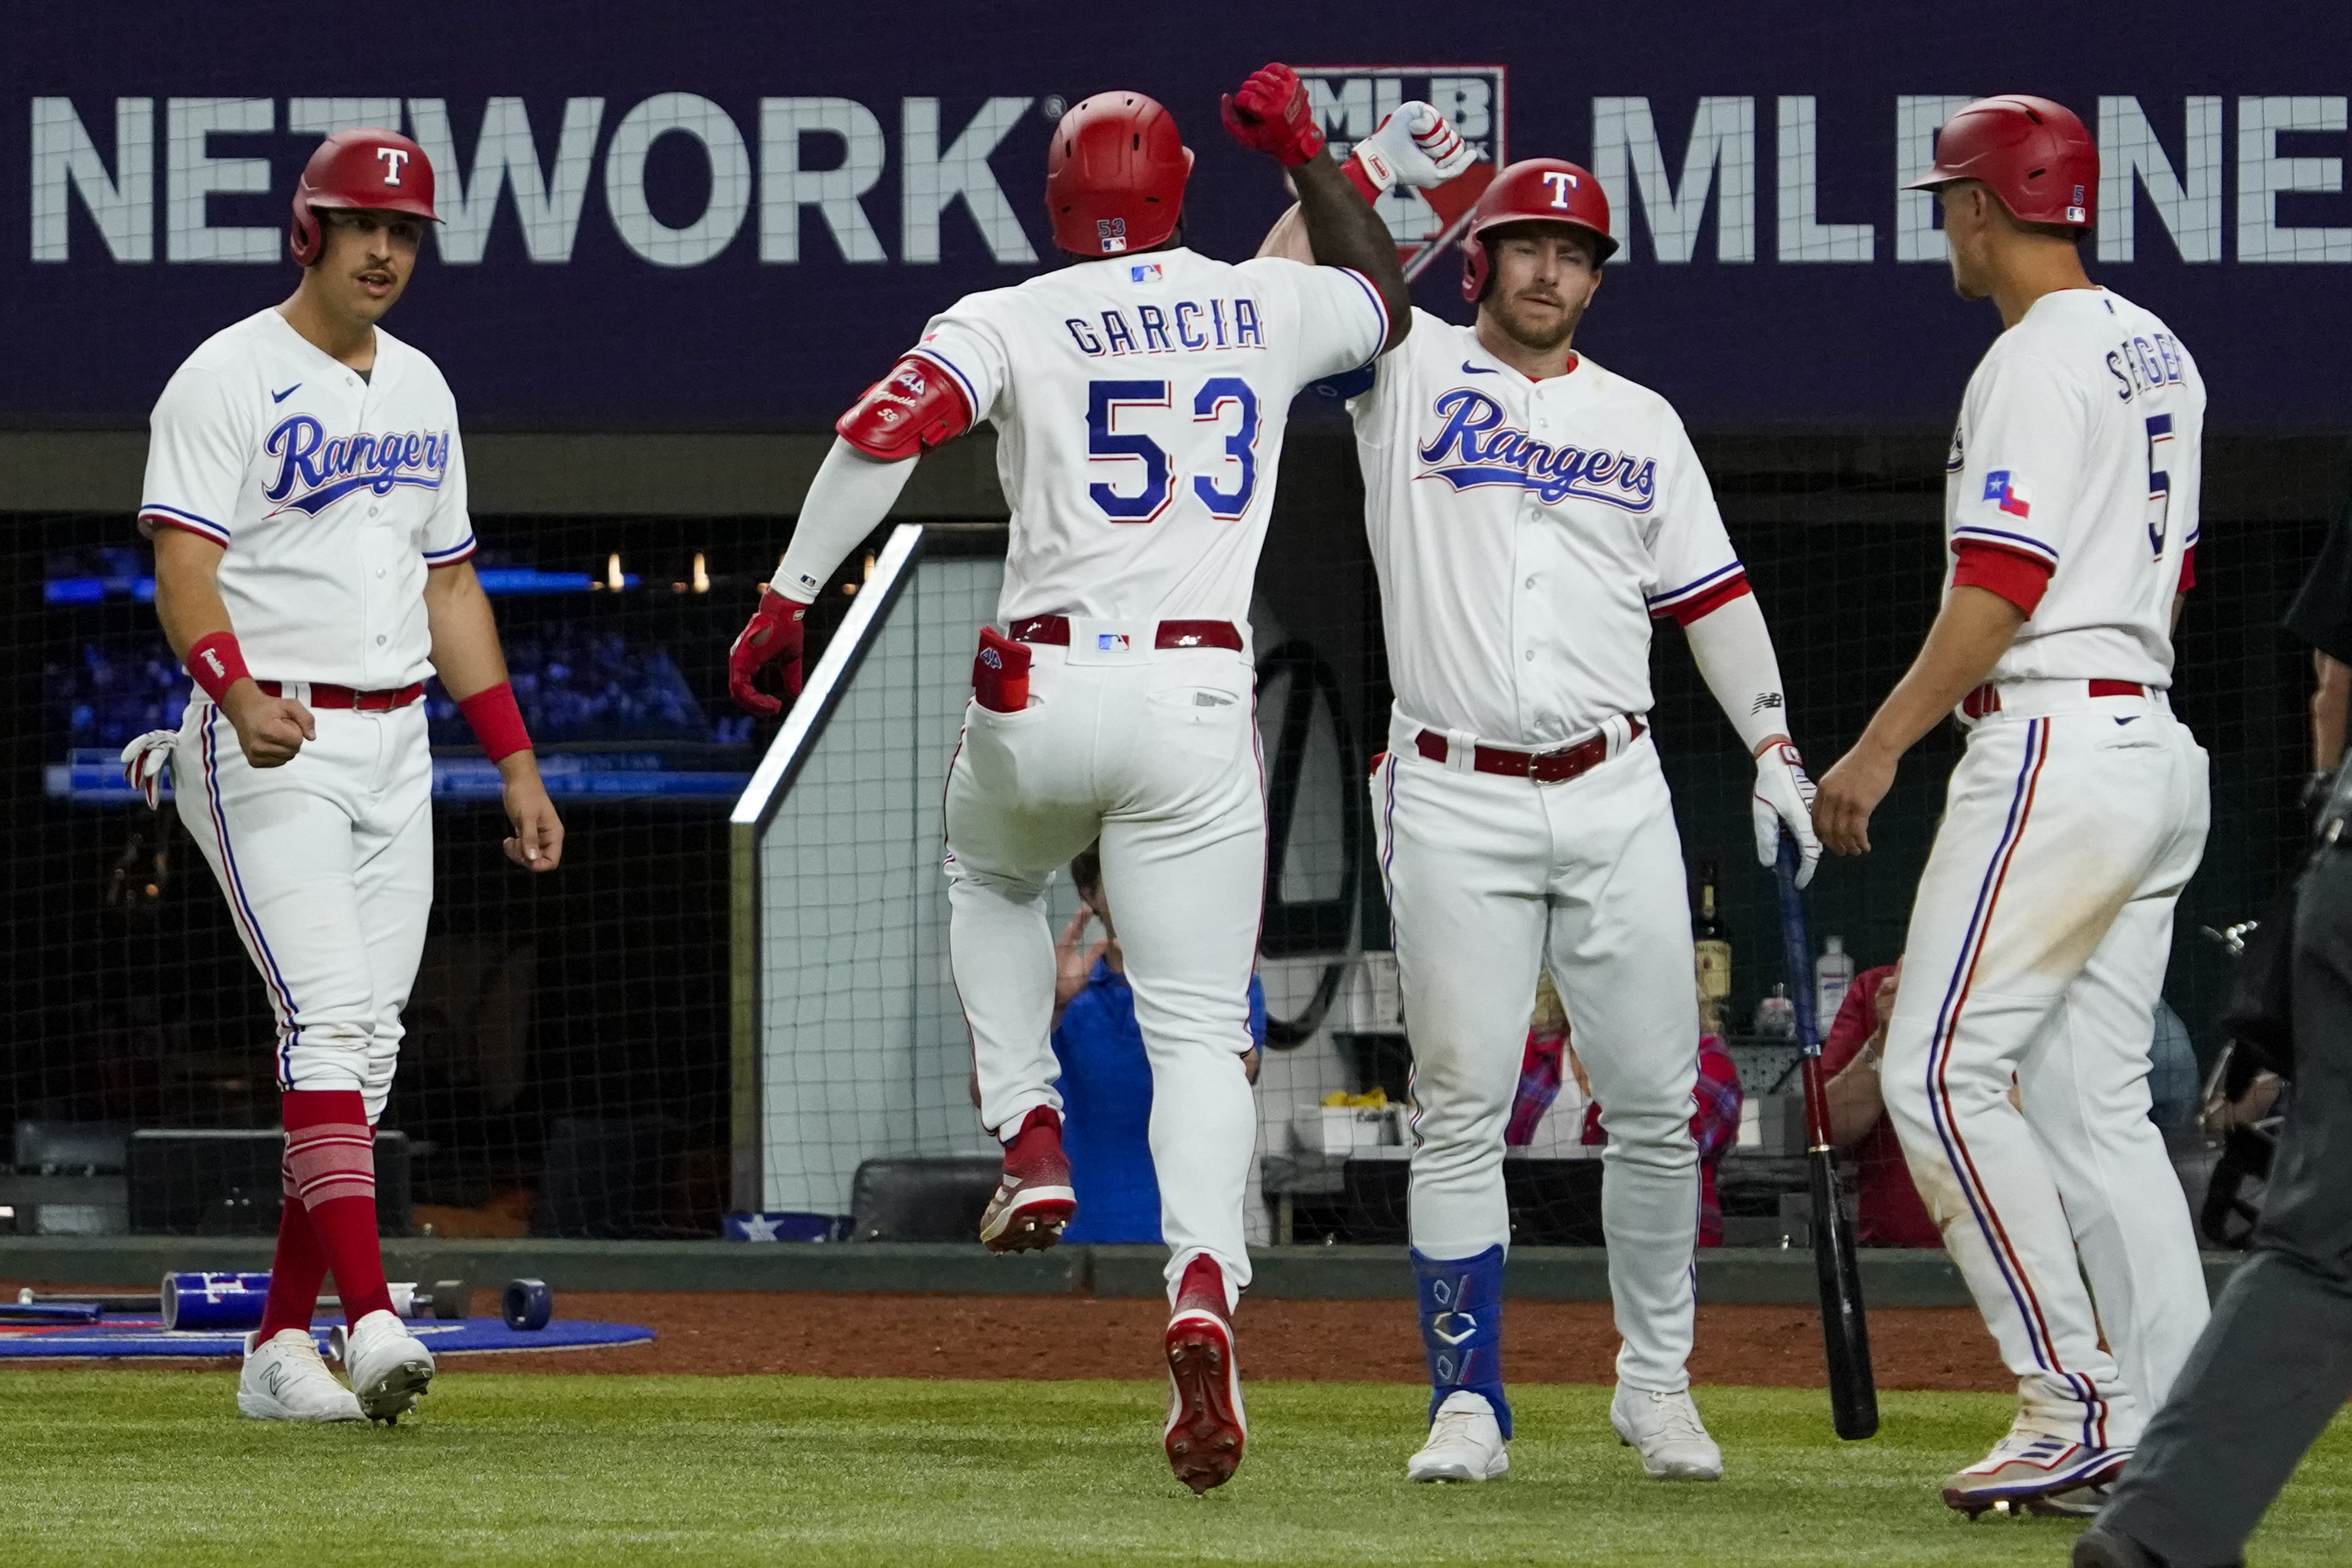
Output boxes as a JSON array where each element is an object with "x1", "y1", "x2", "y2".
[{"x1": 5, "y1": 1373, "x2": 2346, "y2": 1566}]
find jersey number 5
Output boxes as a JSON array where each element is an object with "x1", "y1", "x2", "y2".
[
  {"x1": 1087, "y1": 378, "x2": 1262, "y2": 524},
  {"x1": 2144, "y1": 413, "x2": 2174, "y2": 558}
]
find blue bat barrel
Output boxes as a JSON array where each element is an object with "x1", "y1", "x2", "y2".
[{"x1": 160, "y1": 1272, "x2": 274, "y2": 1331}]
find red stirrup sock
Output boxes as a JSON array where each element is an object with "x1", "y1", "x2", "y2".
[
  {"x1": 255, "y1": 1148, "x2": 331, "y2": 1342},
  {"x1": 281, "y1": 1090, "x2": 395, "y2": 1324}
]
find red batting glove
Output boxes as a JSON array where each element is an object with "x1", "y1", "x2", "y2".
[
  {"x1": 728, "y1": 589, "x2": 807, "y2": 717},
  {"x1": 1221, "y1": 63, "x2": 1324, "y2": 167}
]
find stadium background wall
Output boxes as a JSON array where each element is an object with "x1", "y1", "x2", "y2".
[{"x1": 5, "y1": 0, "x2": 2349, "y2": 1238}]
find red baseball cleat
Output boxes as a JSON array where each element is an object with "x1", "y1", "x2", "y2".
[
  {"x1": 977, "y1": 1106, "x2": 1075, "y2": 1253},
  {"x1": 1164, "y1": 1254, "x2": 1247, "y2": 1493}
]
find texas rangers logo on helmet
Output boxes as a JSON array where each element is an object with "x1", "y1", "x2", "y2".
[
  {"x1": 1541, "y1": 170, "x2": 1578, "y2": 206},
  {"x1": 377, "y1": 147, "x2": 411, "y2": 186}
]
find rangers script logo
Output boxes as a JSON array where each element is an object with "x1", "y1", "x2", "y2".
[
  {"x1": 1414, "y1": 388, "x2": 1657, "y2": 512},
  {"x1": 262, "y1": 413, "x2": 450, "y2": 516}
]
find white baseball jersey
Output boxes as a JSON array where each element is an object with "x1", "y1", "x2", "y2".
[
  {"x1": 1352, "y1": 309, "x2": 1723, "y2": 1393},
  {"x1": 906, "y1": 248, "x2": 1389, "y2": 625},
  {"x1": 1346, "y1": 309, "x2": 1745, "y2": 747},
  {"x1": 1943, "y1": 288, "x2": 2204, "y2": 688},
  {"x1": 138, "y1": 308, "x2": 476, "y2": 691}
]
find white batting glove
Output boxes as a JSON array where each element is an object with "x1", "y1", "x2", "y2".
[
  {"x1": 1350, "y1": 101, "x2": 1477, "y2": 194},
  {"x1": 1754, "y1": 741, "x2": 1821, "y2": 888},
  {"x1": 120, "y1": 729, "x2": 176, "y2": 810}
]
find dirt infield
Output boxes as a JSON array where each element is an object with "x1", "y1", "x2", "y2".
[{"x1": 4, "y1": 1284, "x2": 2012, "y2": 1390}]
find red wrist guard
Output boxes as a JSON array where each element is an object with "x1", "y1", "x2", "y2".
[
  {"x1": 186, "y1": 632, "x2": 251, "y2": 703},
  {"x1": 1342, "y1": 149, "x2": 1389, "y2": 204},
  {"x1": 459, "y1": 681, "x2": 532, "y2": 763}
]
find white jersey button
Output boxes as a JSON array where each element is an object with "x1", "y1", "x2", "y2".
[{"x1": 375, "y1": 634, "x2": 387, "y2": 646}]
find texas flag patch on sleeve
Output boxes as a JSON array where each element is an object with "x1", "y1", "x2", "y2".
[{"x1": 1981, "y1": 469, "x2": 2032, "y2": 518}]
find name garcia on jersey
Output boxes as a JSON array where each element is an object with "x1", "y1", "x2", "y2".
[
  {"x1": 262, "y1": 412, "x2": 452, "y2": 517},
  {"x1": 1414, "y1": 388, "x2": 1657, "y2": 512},
  {"x1": 1063, "y1": 296, "x2": 1266, "y2": 358}
]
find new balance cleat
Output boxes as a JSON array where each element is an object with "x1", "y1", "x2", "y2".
[
  {"x1": 1611, "y1": 1385, "x2": 1723, "y2": 1481},
  {"x1": 1408, "y1": 1389, "x2": 1509, "y2": 1482},
  {"x1": 238, "y1": 1328, "x2": 364, "y2": 1422},
  {"x1": 1941, "y1": 1421, "x2": 2129, "y2": 1518},
  {"x1": 978, "y1": 1106, "x2": 1076, "y2": 1253},
  {"x1": 344, "y1": 1308, "x2": 434, "y2": 1425},
  {"x1": 1164, "y1": 1255, "x2": 1246, "y2": 1494}
]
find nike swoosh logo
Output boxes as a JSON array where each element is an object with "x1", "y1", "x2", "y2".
[
  {"x1": 1460, "y1": 361, "x2": 1499, "y2": 375},
  {"x1": 272, "y1": 383, "x2": 301, "y2": 403},
  {"x1": 2117, "y1": 716, "x2": 2139, "y2": 725}
]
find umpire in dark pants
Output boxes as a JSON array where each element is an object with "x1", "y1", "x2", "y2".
[{"x1": 2076, "y1": 493, "x2": 2352, "y2": 1568}]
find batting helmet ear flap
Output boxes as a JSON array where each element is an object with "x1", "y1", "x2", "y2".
[{"x1": 289, "y1": 189, "x2": 322, "y2": 267}]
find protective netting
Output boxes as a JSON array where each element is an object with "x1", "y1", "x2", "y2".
[{"x1": 5, "y1": 432, "x2": 2343, "y2": 1243}]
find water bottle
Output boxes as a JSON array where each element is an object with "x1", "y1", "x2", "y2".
[{"x1": 1816, "y1": 935, "x2": 1856, "y2": 1027}]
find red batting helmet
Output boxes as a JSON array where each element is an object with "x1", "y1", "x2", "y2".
[
  {"x1": 1459, "y1": 158, "x2": 1616, "y2": 303},
  {"x1": 288, "y1": 128, "x2": 440, "y2": 266},
  {"x1": 1045, "y1": 92, "x2": 1193, "y2": 258},
  {"x1": 1903, "y1": 96, "x2": 2096, "y2": 228}
]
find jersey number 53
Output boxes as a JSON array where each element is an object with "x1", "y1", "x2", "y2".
[{"x1": 1087, "y1": 378, "x2": 1261, "y2": 524}]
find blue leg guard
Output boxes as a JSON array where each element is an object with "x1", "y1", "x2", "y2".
[{"x1": 1412, "y1": 1245, "x2": 1511, "y2": 1440}]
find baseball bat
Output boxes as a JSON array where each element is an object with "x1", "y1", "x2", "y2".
[{"x1": 1771, "y1": 832, "x2": 1880, "y2": 1440}]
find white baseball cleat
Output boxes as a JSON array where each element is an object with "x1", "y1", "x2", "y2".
[
  {"x1": 238, "y1": 1328, "x2": 364, "y2": 1422},
  {"x1": 1408, "y1": 1390, "x2": 1509, "y2": 1482},
  {"x1": 1611, "y1": 1385, "x2": 1724, "y2": 1481},
  {"x1": 343, "y1": 1308, "x2": 434, "y2": 1424},
  {"x1": 1940, "y1": 1420, "x2": 2131, "y2": 1518}
]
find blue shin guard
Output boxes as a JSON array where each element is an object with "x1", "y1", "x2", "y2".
[{"x1": 1412, "y1": 1245, "x2": 1511, "y2": 1440}]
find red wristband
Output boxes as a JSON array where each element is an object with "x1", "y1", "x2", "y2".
[
  {"x1": 186, "y1": 632, "x2": 251, "y2": 703},
  {"x1": 458, "y1": 681, "x2": 532, "y2": 763},
  {"x1": 1341, "y1": 152, "x2": 1386, "y2": 204}
]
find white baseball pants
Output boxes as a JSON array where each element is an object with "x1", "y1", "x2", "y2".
[
  {"x1": 173, "y1": 697, "x2": 434, "y2": 1124},
  {"x1": 1374, "y1": 719, "x2": 1703, "y2": 1392},
  {"x1": 1882, "y1": 683, "x2": 2210, "y2": 1448},
  {"x1": 945, "y1": 627, "x2": 1263, "y2": 1304}
]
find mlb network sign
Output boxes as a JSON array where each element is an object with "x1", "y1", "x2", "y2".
[{"x1": 26, "y1": 87, "x2": 2352, "y2": 271}]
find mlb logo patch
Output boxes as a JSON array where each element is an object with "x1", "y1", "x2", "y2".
[
  {"x1": 1129, "y1": 262, "x2": 1163, "y2": 283},
  {"x1": 1293, "y1": 64, "x2": 1508, "y2": 281},
  {"x1": 1096, "y1": 632, "x2": 1131, "y2": 651},
  {"x1": 1097, "y1": 216, "x2": 1128, "y2": 254},
  {"x1": 1982, "y1": 469, "x2": 2033, "y2": 519}
]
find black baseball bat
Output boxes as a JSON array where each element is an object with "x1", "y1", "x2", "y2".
[{"x1": 1772, "y1": 832, "x2": 1879, "y2": 1440}]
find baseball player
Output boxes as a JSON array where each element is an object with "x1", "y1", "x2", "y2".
[
  {"x1": 1262, "y1": 125, "x2": 1818, "y2": 1484},
  {"x1": 125, "y1": 130, "x2": 564, "y2": 1424},
  {"x1": 727, "y1": 68, "x2": 1408, "y2": 1492},
  {"x1": 1812, "y1": 96, "x2": 2209, "y2": 1515}
]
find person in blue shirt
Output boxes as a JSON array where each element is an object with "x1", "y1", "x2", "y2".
[{"x1": 1052, "y1": 844, "x2": 1265, "y2": 1244}]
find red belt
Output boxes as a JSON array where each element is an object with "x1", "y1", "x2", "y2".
[
  {"x1": 1960, "y1": 680, "x2": 2142, "y2": 720},
  {"x1": 255, "y1": 680, "x2": 425, "y2": 712},
  {"x1": 1008, "y1": 615, "x2": 1243, "y2": 652},
  {"x1": 1415, "y1": 717, "x2": 1643, "y2": 784}
]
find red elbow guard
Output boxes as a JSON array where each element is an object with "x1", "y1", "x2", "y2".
[{"x1": 836, "y1": 356, "x2": 973, "y2": 461}]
